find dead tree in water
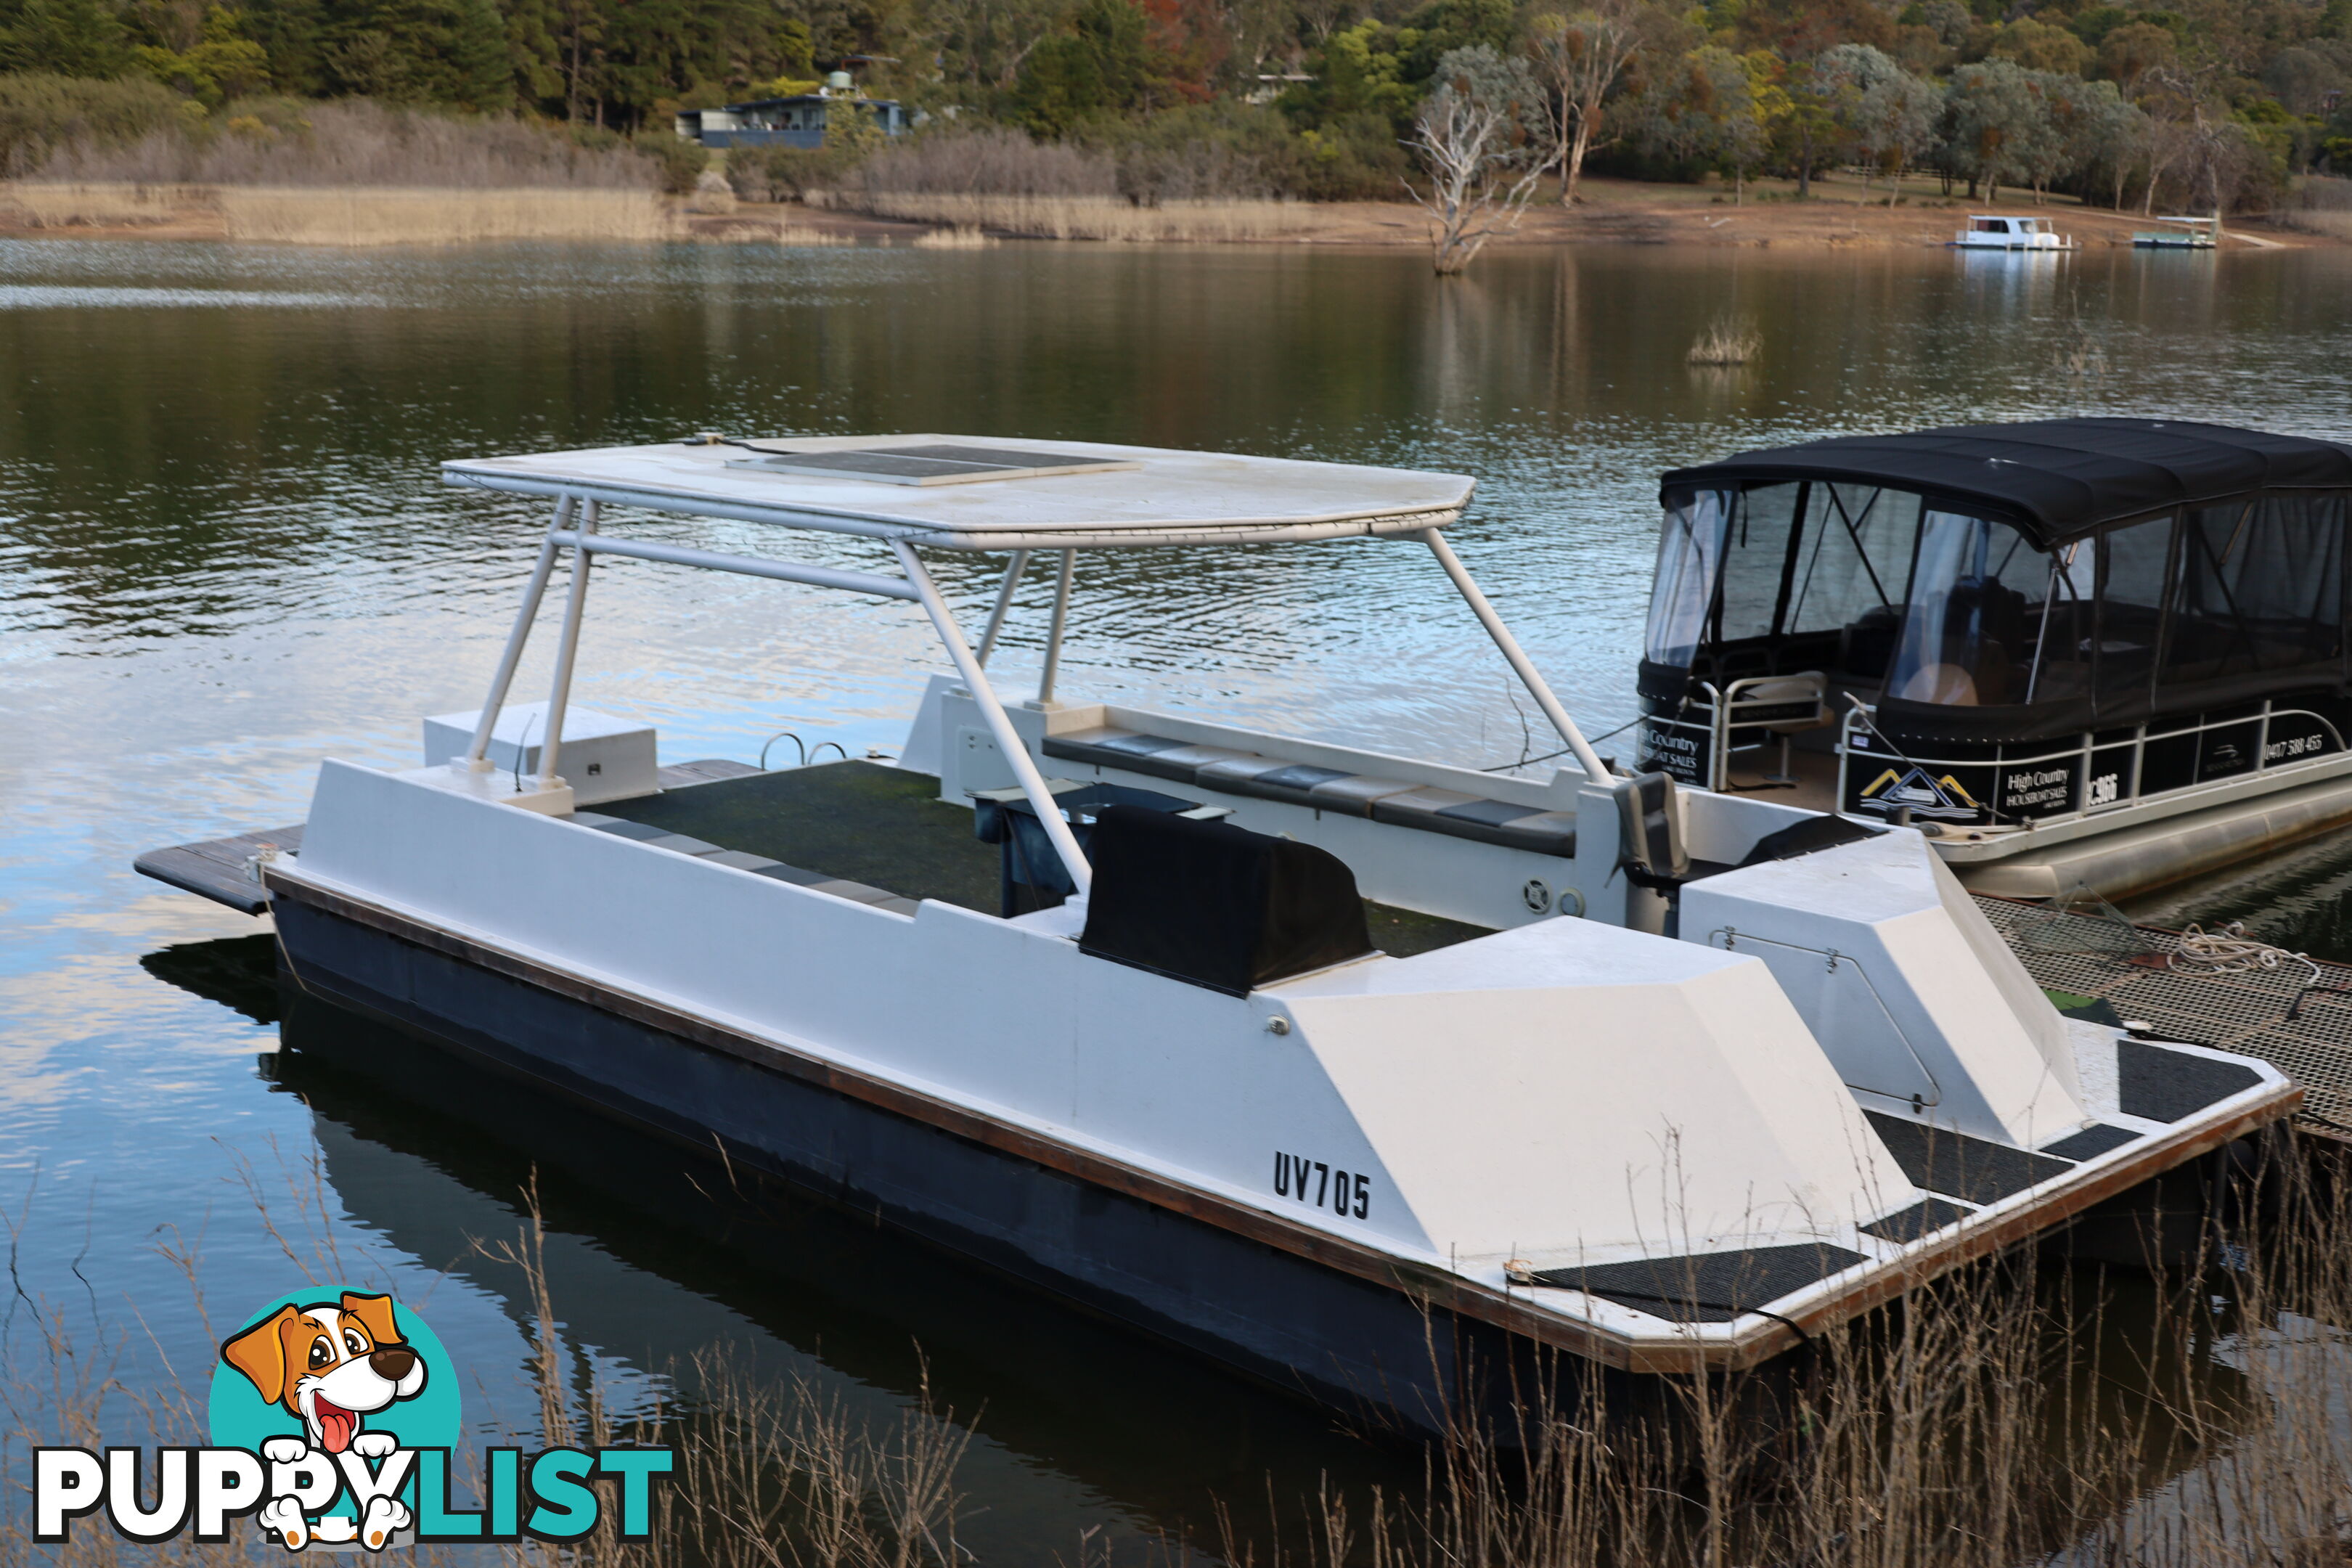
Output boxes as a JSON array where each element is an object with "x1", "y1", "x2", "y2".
[{"x1": 1406, "y1": 48, "x2": 1563, "y2": 276}]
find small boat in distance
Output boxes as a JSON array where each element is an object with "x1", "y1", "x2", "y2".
[
  {"x1": 136, "y1": 433, "x2": 2292, "y2": 1430},
  {"x1": 1951, "y1": 214, "x2": 2075, "y2": 250},
  {"x1": 2135, "y1": 216, "x2": 2219, "y2": 249},
  {"x1": 1636, "y1": 418, "x2": 2352, "y2": 899}
]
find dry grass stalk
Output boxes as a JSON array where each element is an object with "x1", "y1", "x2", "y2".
[
  {"x1": 219, "y1": 188, "x2": 678, "y2": 245},
  {"x1": 0, "y1": 181, "x2": 679, "y2": 243},
  {"x1": 1686, "y1": 319, "x2": 1762, "y2": 365},
  {"x1": 1207, "y1": 1134, "x2": 2352, "y2": 1568},
  {"x1": 853, "y1": 192, "x2": 1308, "y2": 242},
  {"x1": 480, "y1": 1173, "x2": 977, "y2": 1568},
  {"x1": 35, "y1": 99, "x2": 659, "y2": 190}
]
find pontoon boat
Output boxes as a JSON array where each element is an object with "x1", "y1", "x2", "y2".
[
  {"x1": 1636, "y1": 418, "x2": 2352, "y2": 899},
  {"x1": 141, "y1": 435, "x2": 2296, "y2": 1428}
]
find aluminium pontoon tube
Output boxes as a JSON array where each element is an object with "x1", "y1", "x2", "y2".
[
  {"x1": 1038, "y1": 550, "x2": 1075, "y2": 704},
  {"x1": 462, "y1": 495, "x2": 573, "y2": 770},
  {"x1": 1420, "y1": 528, "x2": 1610, "y2": 785},
  {"x1": 974, "y1": 550, "x2": 1031, "y2": 668},
  {"x1": 893, "y1": 538, "x2": 1093, "y2": 896},
  {"x1": 538, "y1": 500, "x2": 600, "y2": 791}
]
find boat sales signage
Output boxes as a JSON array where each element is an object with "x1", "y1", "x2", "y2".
[{"x1": 32, "y1": 1290, "x2": 672, "y2": 1552}]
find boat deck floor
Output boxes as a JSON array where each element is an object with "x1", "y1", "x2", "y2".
[
  {"x1": 1978, "y1": 894, "x2": 2352, "y2": 1138},
  {"x1": 591, "y1": 761, "x2": 1493, "y2": 959}
]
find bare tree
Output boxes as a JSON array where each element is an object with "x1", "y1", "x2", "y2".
[
  {"x1": 1526, "y1": 1, "x2": 1644, "y2": 206},
  {"x1": 1406, "y1": 46, "x2": 1564, "y2": 275}
]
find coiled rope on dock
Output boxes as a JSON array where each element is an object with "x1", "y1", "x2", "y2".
[
  {"x1": 2168, "y1": 921, "x2": 2321, "y2": 983},
  {"x1": 2165, "y1": 922, "x2": 2352, "y2": 1022}
]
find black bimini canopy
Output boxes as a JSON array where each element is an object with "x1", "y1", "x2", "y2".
[{"x1": 1660, "y1": 418, "x2": 2352, "y2": 549}]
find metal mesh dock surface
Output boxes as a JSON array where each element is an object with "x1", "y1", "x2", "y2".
[{"x1": 1979, "y1": 894, "x2": 2352, "y2": 1133}]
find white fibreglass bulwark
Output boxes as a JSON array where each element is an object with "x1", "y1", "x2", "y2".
[
  {"x1": 441, "y1": 436, "x2": 1474, "y2": 550},
  {"x1": 1684, "y1": 833, "x2": 2091, "y2": 1147},
  {"x1": 285, "y1": 758, "x2": 1930, "y2": 1331}
]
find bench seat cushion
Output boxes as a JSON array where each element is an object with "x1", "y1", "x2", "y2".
[
  {"x1": 1195, "y1": 758, "x2": 1357, "y2": 807},
  {"x1": 1370, "y1": 787, "x2": 1577, "y2": 857},
  {"x1": 1043, "y1": 727, "x2": 1255, "y2": 785},
  {"x1": 1046, "y1": 728, "x2": 1572, "y2": 855}
]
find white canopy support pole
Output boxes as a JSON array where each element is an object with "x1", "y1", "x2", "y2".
[
  {"x1": 538, "y1": 499, "x2": 600, "y2": 791},
  {"x1": 1421, "y1": 528, "x2": 1610, "y2": 785},
  {"x1": 1037, "y1": 550, "x2": 1074, "y2": 704},
  {"x1": 974, "y1": 550, "x2": 1030, "y2": 668},
  {"x1": 463, "y1": 495, "x2": 573, "y2": 770},
  {"x1": 893, "y1": 538, "x2": 1093, "y2": 897}
]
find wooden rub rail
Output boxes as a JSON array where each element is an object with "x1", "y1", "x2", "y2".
[
  {"x1": 131, "y1": 759, "x2": 764, "y2": 916},
  {"x1": 1979, "y1": 893, "x2": 2352, "y2": 1138}
]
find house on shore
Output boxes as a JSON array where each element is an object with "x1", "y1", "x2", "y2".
[{"x1": 674, "y1": 74, "x2": 910, "y2": 149}]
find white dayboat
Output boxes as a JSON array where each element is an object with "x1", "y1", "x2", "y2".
[{"x1": 155, "y1": 436, "x2": 2296, "y2": 1427}]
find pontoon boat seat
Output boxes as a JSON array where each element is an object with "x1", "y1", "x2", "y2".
[
  {"x1": 1078, "y1": 806, "x2": 1375, "y2": 995},
  {"x1": 1045, "y1": 725, "x2": 1576, "y2": 856}
]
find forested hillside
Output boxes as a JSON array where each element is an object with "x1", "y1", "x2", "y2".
[{"x1": 1, "y1": 0, "x2": 2345, "y2": 211}]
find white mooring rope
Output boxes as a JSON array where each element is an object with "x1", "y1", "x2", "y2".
[{"x1": 2167, "y1": 921, "x2": 2322, "y2": 986}]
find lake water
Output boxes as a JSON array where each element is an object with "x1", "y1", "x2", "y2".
[{"x1": 7, "y1": 234, "x2": 2352, "y2": 1561}]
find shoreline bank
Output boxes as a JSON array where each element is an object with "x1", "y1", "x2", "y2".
[{"x1": 1, "y1": 174, "x2": 2330, "y2": 250}]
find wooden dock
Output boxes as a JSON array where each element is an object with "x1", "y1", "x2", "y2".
[
  {"x1": 133, "y1": 759, "x2": 762, "y2": 916},
  {"x1": 1977, "y1": 894, "x2": 2352, "y2": 1138}
]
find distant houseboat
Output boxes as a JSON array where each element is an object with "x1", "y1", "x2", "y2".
[
  {"x1": 675, "y1": 75, "x2": 908, "y2": 149},
  {"x1": 1636, "y1": 419, "x2": 2352, "y2": 899},
  {"x1": 1951, "y1": 214, "x2": 2075, "y2": 250}
]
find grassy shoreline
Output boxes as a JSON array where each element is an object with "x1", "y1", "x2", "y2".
[{"x1": 1, "y1": 171, "x2": 2334, "y2": 249}]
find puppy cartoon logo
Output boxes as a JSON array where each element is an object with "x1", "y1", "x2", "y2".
[
  {"x1": 223, "y1": 1292, "x2": 429, "y2": 1461},
  {"x1": 33, "y1": 1289, "x2": 668, "y2": 1552},
  {"x1": 207, "y1": 1290, "x2": 462, "y2": 1553}
]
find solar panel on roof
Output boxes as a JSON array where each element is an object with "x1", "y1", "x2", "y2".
[{"x1": 724, "y1": 443, "x2": 1142, "y2": 486}]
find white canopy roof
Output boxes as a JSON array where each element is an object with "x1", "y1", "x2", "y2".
[{"x1": 442, "y1": 434, "x2": 1474, "y2": 551}]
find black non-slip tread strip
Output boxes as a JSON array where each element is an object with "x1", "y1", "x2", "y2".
[
  {"x1": 2041, "y1": 1122, "x2": 2142, "y2": 1161},
  {"x1": 2117, "y1": 1040, "x2": 2264, "y2": 1122},
  {"x1": 1862, "y1": 1111, "x2": 2075, "y2": 1206},
  {"x1": 1860, "y1": 1196, "x2": 1977, "y2": 1243},
  {"x1": 1534, "y1": 1242, "x2": 1869, "y2": 1325}
]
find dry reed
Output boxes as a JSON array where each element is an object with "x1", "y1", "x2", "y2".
[
  {"x1": 34, "y1": 99, "x2": 660, "y2": 190},
  {"x1": 219, "y1": 187, "x2": 677, "y2": 245},
  {"x1": 0, "y1": 181, "x2": 679, "y2": 244},
  {"x1": 1686, "y1": 319, "x2": 1762, "y2": 366},
  {"x1": 14, "y1": 1115, "x2": 2352, "y2": 1567},
  {"x1": 1216, "y1": 1134, "x2": 2352, "y2": 1568},
  {"x1": 910, "y1": 224, "x2": 996, "y2": 249}
]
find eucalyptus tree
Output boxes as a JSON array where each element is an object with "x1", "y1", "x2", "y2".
[
  {"x1": 1406, "y1": 43, "x2": 1562, "y2": 274},
  {"x1": 1813, "y1": 44, "x2": 1934, "y2": 205},
  {"x1": 1524, "y1": 0, "x2": 1649, "y2": 206},
  {"x1": 1622, "y1": 44, "x2": 1764, "y2": 200},
  {"x1": 2051, "y1": 76, "x2": 2144, "y2": 209},
  {"x1": 1943, "y1": 59, "x2": 2057, "y2": 203}
]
